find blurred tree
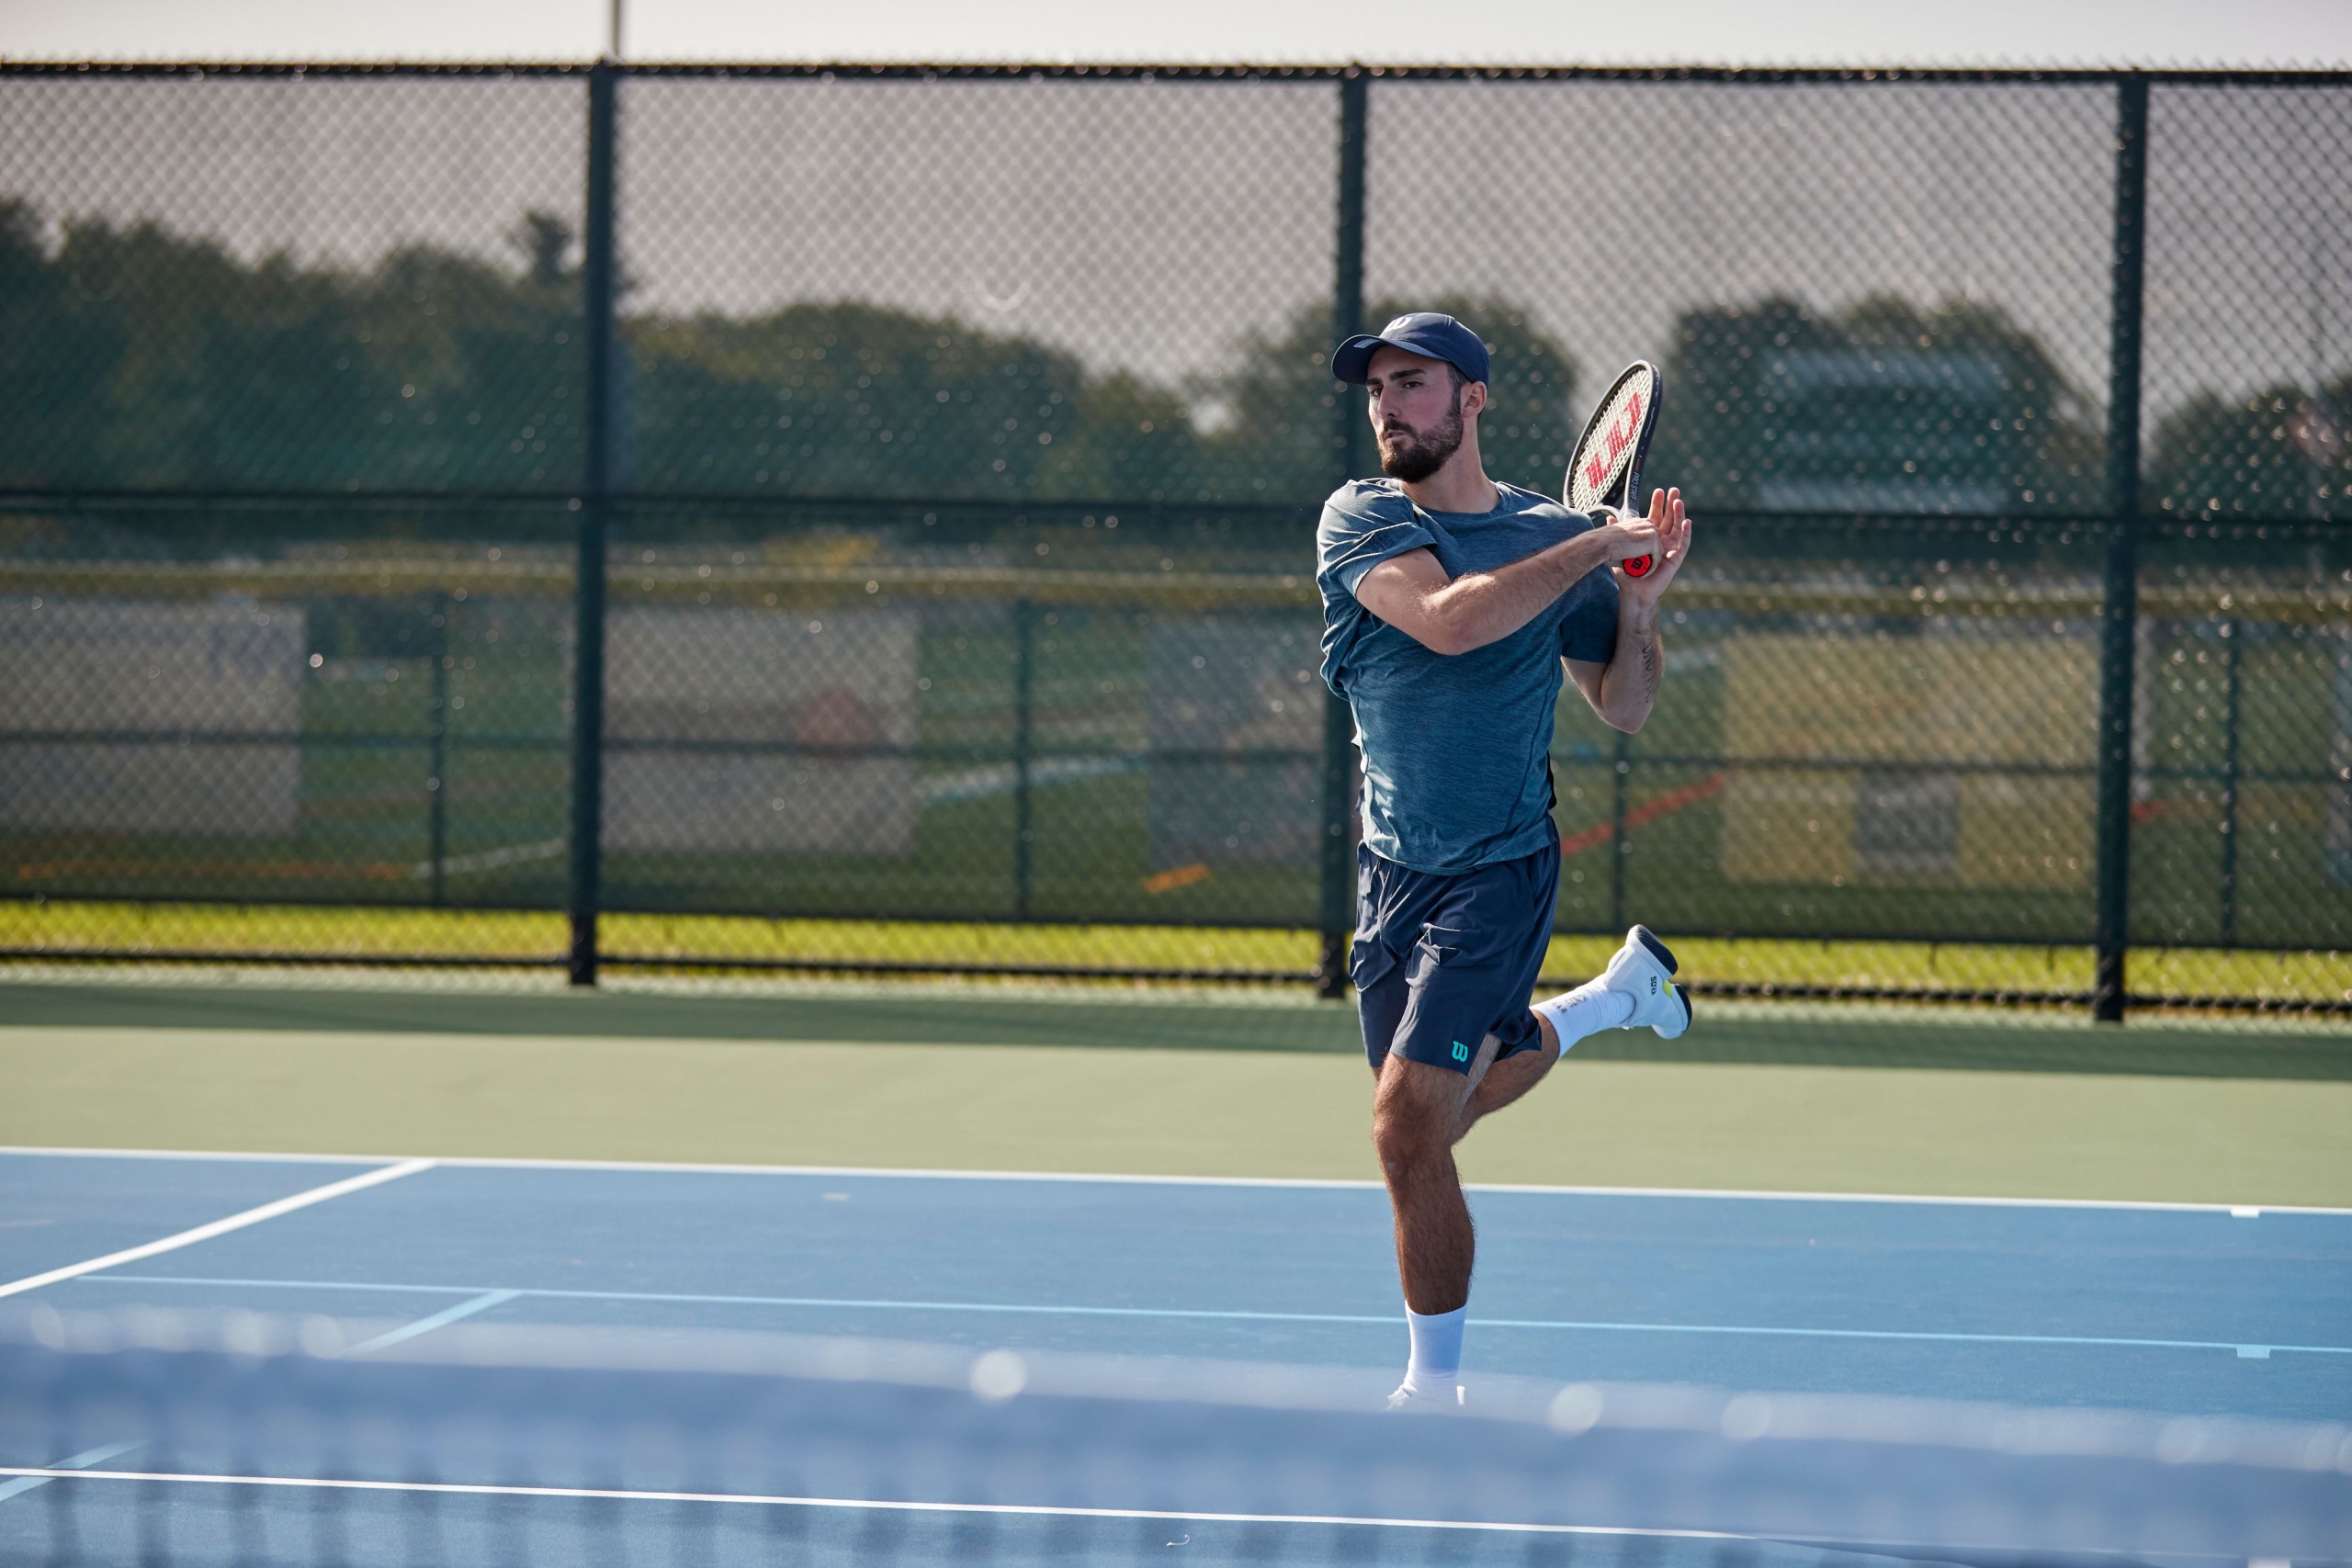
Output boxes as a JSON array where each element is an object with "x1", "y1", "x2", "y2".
[
  {"x1": 513, "y1": 211, "x2": 573, "y2": 288},
  {"x1": 1191, "y1": 295, "x2": 1579, "y2": 506},
  {"x1": 1648, "y1": 294, "x2": 2102, "y2": 516},
  {"x1": 624, "y1": 302, "x2": 1194, "y2": 502},
  {"x1": 0, "y1": 200, "x2": 120, "y2": 485},
  {"x1": 346, "y1": 243, "x2": 584, "y2": 488},
  {"x1": 0, "y1": 207, "x2": 583, "y2": 491},
  {"x1": 2145, "y1": 379, "x2": 2349, "y2": 522},
  {"x1": 33, "y1": 207, "x2": 2335, "y2": 529},
  {"x1": 0, "y1": 205, "x2": 1213, "y2": 504}
]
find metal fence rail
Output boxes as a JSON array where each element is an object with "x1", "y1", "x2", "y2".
[{"x1": 2, "y1": 63, "x2": 2347, "y2": 1020}]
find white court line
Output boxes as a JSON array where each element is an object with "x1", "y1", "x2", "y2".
[
  {"x1": 0, "y1": 1159, "x2": 435, "y2": 1301},
  {"x1": 0, "y1": 1467, "x2": 1743, "y2": 1543},
  {"x1": 6, "y1": 1145, "x2": 2346, "y2": 1215},
  {"x1": 0, "y1": 1443, "x2": 142, "y2": 1505},
  {"x1": 79, "y1": 1274, "x2": 2352, "y2": 1359},
  {"x1": 344, "y1": 1289, "x2": 520, "y2": 1357}
]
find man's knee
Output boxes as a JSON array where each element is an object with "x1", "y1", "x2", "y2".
[{"x1": 1372, "y1": 1084, "x2": 1457, "y2": 1179}]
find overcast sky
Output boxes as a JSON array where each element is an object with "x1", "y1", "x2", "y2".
[{"x1": 1, "y1": 0, "x2": 2346, "y2": 68}]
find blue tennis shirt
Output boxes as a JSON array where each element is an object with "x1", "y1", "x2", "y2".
[{"x1": 1317, "y1": 479, "x2": 1621, "y2": 874}]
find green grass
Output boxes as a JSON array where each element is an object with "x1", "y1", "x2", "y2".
[{"x1": 4, "y1": 897, "x2": 2346, "y2": 1012}]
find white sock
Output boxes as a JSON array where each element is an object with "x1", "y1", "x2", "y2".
[
  {"x1": 1532, "y1": 981, "x2": 1634, "y2": 1056},
  {"x1": 1400, "y1": 1304, "x2": 1466, "y2": 1393}
]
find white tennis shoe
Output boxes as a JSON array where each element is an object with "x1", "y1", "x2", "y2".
[
  {"x1": 1386, "y1": 1381, "x2": 1465, "y2": 1411},
  {"x1": 1600, "y1": 925, "x2": 1690, "y2": 1040}
]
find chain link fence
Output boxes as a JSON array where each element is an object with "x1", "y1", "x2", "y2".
[{"x1": 1, "y1": 64, "x2": 2346, "y2": 1019}]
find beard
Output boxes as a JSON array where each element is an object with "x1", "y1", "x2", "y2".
[{"x1": 1376, "y1": 390, "x2": 1464, "y2": 482}]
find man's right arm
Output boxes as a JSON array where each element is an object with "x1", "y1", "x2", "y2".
[{"x1": 1352, "y1": 518, "x2": 1660, "y2": 656}]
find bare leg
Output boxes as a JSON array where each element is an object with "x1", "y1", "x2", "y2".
[
  {"x1": 1450, "y1": 1015, "x2": 1558, "y2": 1142},
  {"x1": 1371, "y1": 1049, "x2": 1488, "y2": 1314}
]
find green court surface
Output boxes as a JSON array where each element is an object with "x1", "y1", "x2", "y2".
[{"x1": 2, "y1": 980, "x2": 2346, "y2": 1207}]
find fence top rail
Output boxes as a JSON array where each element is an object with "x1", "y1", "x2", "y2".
[{"x1": 1, "y1": 61, "x2": 2346, "y2": 88}]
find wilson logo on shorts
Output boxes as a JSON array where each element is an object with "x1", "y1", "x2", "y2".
[{"x1": 1451, "y1": 1041, "x2": 1470, "y2": 1063}]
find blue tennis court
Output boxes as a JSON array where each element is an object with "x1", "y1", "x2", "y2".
[{"x1": 5, "y1": 1146, "x2": 2347, "y2": 1424}]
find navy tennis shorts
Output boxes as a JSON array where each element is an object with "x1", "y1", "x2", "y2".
[{"x1": 1350, "y1": 840, "x2": 1560, "y2": 1077}]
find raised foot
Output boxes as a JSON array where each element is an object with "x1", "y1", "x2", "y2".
[{"x1": 1602, "y1": 925, "x2": 1691, "y2": 1040}]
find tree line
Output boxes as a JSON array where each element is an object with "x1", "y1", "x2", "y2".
[{"x1": 1, "y1": 201, "x2": 2340, "y2": 522}]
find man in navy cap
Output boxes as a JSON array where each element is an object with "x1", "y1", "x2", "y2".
[{"x1": 1316, "y1": 311, "x2": 1695, "y2": 1407}]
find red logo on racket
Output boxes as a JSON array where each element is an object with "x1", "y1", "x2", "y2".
[{"x1": 1580, "y1": 390, "x2": 1645, "y2": 502}]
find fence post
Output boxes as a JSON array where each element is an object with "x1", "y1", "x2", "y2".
[
  {"x1": 1013, "y1": 597, "x2": 1035, "y2": 920},
  {"x1": 1609, "y1": 731, "x2": 1629, "y2": 933},
  {"x1": 428, "y1": 594, "x2": 450, "y2": 907},
  {"x1": 1315, "y1": 70, "x2": 1369, "y2": 1001},
  {"x1": 569, "y1": 60, "x2": 618, "y2": 987},
  {"x1": 2219, "y1": 618, "x2": 2241, "y2": 942},
  {"x1": 2092, "y1": 74, "x2": 2149, "y2": 1023}
]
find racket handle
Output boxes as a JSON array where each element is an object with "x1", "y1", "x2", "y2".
[{"x1": 1617, "y1": 495, "x2": 1653, "y2": 578}]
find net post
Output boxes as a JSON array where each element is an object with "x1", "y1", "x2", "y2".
[
  {"x1": 569, "y1": 58, "x2": 619, "y2": 988},
  {"x1": 2092, "y1": 73, "x2": 2149, "y2": 1024},
  {"x1": 1316, "y1": 69, "x2": 1370, "y2": 1001}
]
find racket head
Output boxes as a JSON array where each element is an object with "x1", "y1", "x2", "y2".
[{"x1": 1565, "y1": 360, "x2": 1664, "y2": 577}]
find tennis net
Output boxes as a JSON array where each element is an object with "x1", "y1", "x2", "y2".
[{"x1": 3, "y1": 1307, "x2": 2347, "y2": 1566}]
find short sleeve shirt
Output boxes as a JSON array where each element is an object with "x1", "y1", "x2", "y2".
[{"x1": 1316, "y1": 479, "x2": 1619, "y2": 874}]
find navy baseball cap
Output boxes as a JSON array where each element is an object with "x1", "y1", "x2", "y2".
[{"x1": 1331, "y1": 311, "x2": 1490, "y2": 387}]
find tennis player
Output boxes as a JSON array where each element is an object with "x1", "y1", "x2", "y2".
[{"x1": 1315, "y1": 312, "x2": 1693, "y2": 1408}]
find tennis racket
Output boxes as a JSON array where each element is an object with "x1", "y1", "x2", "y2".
[{"x1": 1566, "y1": 360, "x2": 1664, "y2": 578}]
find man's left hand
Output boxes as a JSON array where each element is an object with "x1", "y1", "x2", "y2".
[{"x1": 1617, "y1": 487, "x2": 1691, "y2": 607}]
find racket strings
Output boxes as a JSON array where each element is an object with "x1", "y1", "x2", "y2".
[{"x1": 1567, "y1": 363, "x2": 1664, "y2": 577}]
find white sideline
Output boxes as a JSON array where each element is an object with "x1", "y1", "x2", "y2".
[
  {"x1": 0, "y1": 1158, "x2": 435, "y2": 1301},
  {"x1": 0, "y1": 1443, "x2": 143, "y2": 1505},
  {"x1": 0, "y1": 1467, "x2": 1738, "y2": 1541},
  {"x1": 4, "y1": 1145, "x2": 2347, "y2": 1215}
]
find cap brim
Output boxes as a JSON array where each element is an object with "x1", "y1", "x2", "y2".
[{"x1": 1330, "y1": 335, "x2": 1390, "y2": 384}]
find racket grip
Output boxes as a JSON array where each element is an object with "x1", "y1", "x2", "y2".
[{"x1": 1623, "y1": 554, "x2": 1654, "y2": 578}]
